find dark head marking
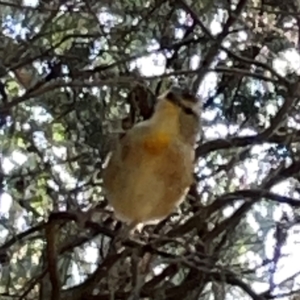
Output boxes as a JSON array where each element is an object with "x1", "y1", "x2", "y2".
[
  {"x1": 169, "y1": 86, "x2": 198, "y2": 103},
  {"x1": 163, "y1": 86, "x2": 199, "y2": 118}
]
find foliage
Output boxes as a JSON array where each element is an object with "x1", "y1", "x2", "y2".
[{"x1": 1, "y1": 0, "x2": 300, "y2": 299}]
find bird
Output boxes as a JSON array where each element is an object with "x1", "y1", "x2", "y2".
[{"x1": 102, "y1": 86, "x2": 201, "y2": 233}]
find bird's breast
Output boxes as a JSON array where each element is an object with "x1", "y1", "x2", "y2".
[
  {"x1": 103, "y1": 121, "x2": 194, "y2": 225},
  {"x1": 142, "y1": 131, "x2": 172, "y2": 155}
]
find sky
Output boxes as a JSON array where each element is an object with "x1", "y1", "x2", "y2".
[{"x1": 1, "y1": 1, "x2": 300, "y2": 298}]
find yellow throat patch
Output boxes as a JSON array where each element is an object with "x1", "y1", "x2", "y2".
[
  {"x1": 142, "y1": 100, "x2": 179, "y2": 155},
  {"x1": 142, "y1": 132, "x2": 171, "y2": 155}
]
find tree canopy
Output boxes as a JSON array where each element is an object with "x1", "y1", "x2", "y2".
[{"x1": 1, "y1": 0, "x2": 300, "y2": 299}]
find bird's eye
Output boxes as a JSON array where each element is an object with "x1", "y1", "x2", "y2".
[{"x1": 182, "y1": 107, "x2": 194, "y2": 115}]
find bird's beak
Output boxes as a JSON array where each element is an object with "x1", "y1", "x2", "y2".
[{"x1": 167, "y1": 86, "x2": 199, "y2": 104}]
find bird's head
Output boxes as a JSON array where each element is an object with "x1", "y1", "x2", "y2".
[
  {"x1": 157, "y1": 86, "x2": 200, "y2": 117},
  {"x1": 154, "y1": 86, "x2": 201, "y2": 145}
]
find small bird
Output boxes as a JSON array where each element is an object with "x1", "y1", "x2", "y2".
[{"x1": 102, "y1": 86, "x2": 201, "y2": 231}]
